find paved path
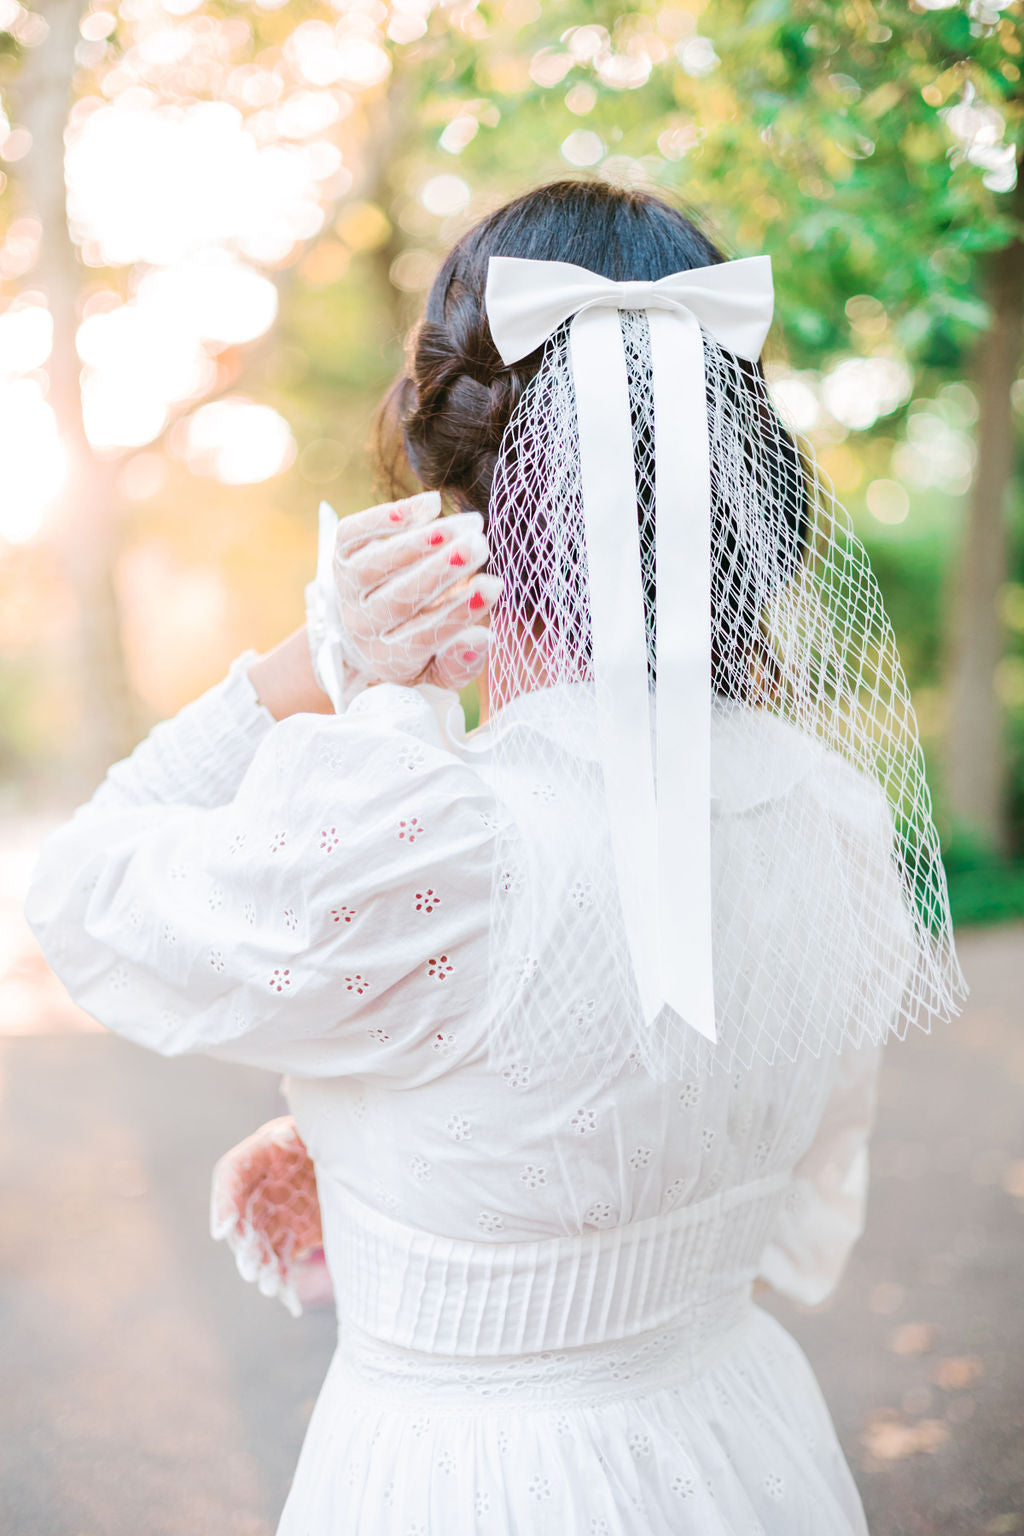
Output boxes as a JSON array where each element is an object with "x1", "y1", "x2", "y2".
[{"x1": 0, "y1": 924, "x2": 1021, "y2": 1535}]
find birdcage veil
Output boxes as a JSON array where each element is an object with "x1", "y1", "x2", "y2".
[{"x1": 481, "y1": 257, "x2": 967, "y2": 1084}]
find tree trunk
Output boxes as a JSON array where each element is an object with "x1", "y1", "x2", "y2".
[
  {"x1": 945, "y1": 157, "x2": 1024, "y2": 856},
  {"x1": 17, "y1": 0, "x2": 141, "y2": 791}
]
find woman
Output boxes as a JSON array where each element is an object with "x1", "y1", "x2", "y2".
[{"x1": 26, "y1": 179, "x2": 965, "y2": 1534}]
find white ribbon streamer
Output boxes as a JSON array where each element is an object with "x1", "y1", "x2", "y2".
[{"x1": 485, "y1": 253, "x2": 775, "y2": 1044}]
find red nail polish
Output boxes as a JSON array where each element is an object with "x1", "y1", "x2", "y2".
[
  {"x1": 462, "y1": 650, "x2": 478, "y2": 664},
  {"x1": 389, "y1": 509, "x2": 403, "y2": 522},
  {"x1": 469, "y1": 591, "x2": 485, "y2": 611},
  {"x1": 428, "y1": 531, "x2": 445, "y2": 547},
  {"x1": 449, "y1": 551, "x2": 465, "y2": 567}
]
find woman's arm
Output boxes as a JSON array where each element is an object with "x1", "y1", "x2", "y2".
[{"x1": 247, "y1": 628, "x2": 334, "y2": 723}]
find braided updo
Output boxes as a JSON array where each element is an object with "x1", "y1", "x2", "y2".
[{"x1": 378, "y1": 179, "x2": 725, "y2": 516}]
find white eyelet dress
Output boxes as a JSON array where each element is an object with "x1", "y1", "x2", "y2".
[{"x1": 25, "y1": 652, "x2": 879, "y2": 1536}]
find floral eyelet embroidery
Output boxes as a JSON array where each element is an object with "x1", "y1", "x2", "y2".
[
  {"x1": 474, "y1": 1492, "x2": 491, "y2": 1516},
  {"x1": 227, "y1": 832, "x2": 246, "y2": 855},
  {"x1": 269, "y1": 967, "x2": 291, "y2": 992},
  {"x1": 414, "y1": 889, "x2": 440, "y2": 913},
  {"x1": 498, "y1": 865, "x2": 523, "y2": 895},
  {"x1": 629, "y1": 1431, "x2": 652, "y2": 1458},
  {"x1": 530, "y1": 782, "x2": 556, "y2": 804},
  {"x1": 752, "y1": 1139, "x2": 770, "y2": 1168},
  {"x1": 436, "y1": 1449, "x2": 456, "y2": 1475},
  {"x1": 432, "y1": 1030, "x2": 456, "y2": 1056},
  {"x1": 409, "y1": 1155, "x2": 432, "y2": 1181},
  {"x1": 520, "y1": 1163, "x2": 546, "y2": 1188},
  {"x1": 679, "y1": 1082, "x2": 701, "y2": 1110},
  {"x1": 663, "y1": 1178, "x2": 687, "y2": 1208},
  {"x1": 477, "y1": 1211, "x2": 504, "y2": 1234},
  {"x1": 570, "y1": 879, "x2": 594, "y2": 911},
  {"x1": 701, "y1": 1127, "x2": 717, "y2": 1152},
  {"x1": 513, "y1": 955, "x2": 538, "y2": 990},
  {"x1": 501, "y1": 1062, "x2": 531, "y2": 1089},
  {"x1": 320, "y1": 827, "x2": 339, "y2": 853},
  {"x1": 764, "y1": 1473, "x2": 785, "y2": 1501},
  {"x1": 671, "y1": 1474, "x2": 696, "y2": 1498},
  {"x1": 207, "y1": 885, "x2": 224, "y2": 912},
  {"x1": 269, "y1": 831, "x2": 286, "y2": 853},
  {"x1": 446, "y1": 1114, "x2": 471, "y2": 1141},
  {"x1": 528, "y1": 1474, "x2": 551, "y2": 1500},
  {"x1": 109, "y1": 963, "x2": 129, "y2": 992},
  {"x1": 397, "y1": 817, "x2": 423, "y2": 843},
  {"x1": 628, "y1": 1145, "x2": 652, "y2": 1170},
  {"x1": 243, "y1": 901, "x2": 256, "y2": 927},
  {"x1": 330, "y1": 905, "x2": 355, "y2": 924},
  {"x1": 168, "y1": 862, "x2": 188, "y2": 882},
  {"x1": 570, "y1": 998, "x2": 596, "y2": 1030},
  {"x1": 427, "y1": 954, "x2": 454, "y2": 980},
  {"x1": 345, "y1": 974, "x2": 370, "y2": 995},
  {"x1": 570, "y1": 1107, "x2": 598, "y2": 1135},
  {"x1": 398, "y1": 744, "x2": 426, "y2": 771},
  {"x1": 283, "y1": 907, "x2": 298, "y2": 932},
  {"x1": 585, "y1": 1200, "x2": 613, "y2": 1226},
  {"x1": 208, "y1": 949, "x2": 225, "y2": 973},
  {"x1": 161, "y1": 923, "x2": 176, "y2": 946},
  {"x1": 368, "y1": 1027, "x2": 390, "y2": 1044}
]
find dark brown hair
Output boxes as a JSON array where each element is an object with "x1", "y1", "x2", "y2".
[
  {"x1": 377, "y1": 178, "x2": 808, "y2": 699},
  {"x1": 378, "y1": 179, "x2": 724, "y2": 513}
]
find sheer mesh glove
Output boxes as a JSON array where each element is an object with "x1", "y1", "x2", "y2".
[
  {"x1": 210, "y1": 1116, "x2": 323, "y2": 1317},
  {"x1": 306, "y1": 491, "x2": 500, "y2": 711}
]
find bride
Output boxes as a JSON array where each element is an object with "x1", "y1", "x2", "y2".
[{"x1": 25, "y1": 177, "x2": 965, "y2": 1534}]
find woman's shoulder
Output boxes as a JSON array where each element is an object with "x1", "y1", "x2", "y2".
[
  {"x1": 711, "y1": 701, "x2": 893, "y2": 838},
  {"x1": 248, "y1": 683, "x2": 496, "y2": 836}
]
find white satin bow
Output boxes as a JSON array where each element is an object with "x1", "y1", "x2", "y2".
[{"x1": 485, "y1": 253, "x2": 775, "y2": 1044}]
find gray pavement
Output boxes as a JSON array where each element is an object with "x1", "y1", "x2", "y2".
[{"x1": 1, "y1": 924, "x2": 1022, "y2": 1536}]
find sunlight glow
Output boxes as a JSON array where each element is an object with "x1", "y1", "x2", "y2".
[
  {"x1": 0, "y1": 300, "x2": 53, "y2": 372},
  {"x1": 821, "y1": 356, "x2": 913, "y2": 431},
  {"x1": 0, "y1": 380, "x2": 67, "y2": 544},
  {"x1": 181, "y1": 397, "x2": 296, "y2": 483},
  {"x1": 66, "y1": 99, "x2": 326, "y2": 266}
]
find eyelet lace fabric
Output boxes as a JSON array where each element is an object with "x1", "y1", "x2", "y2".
[{"x1": 277, "y1": 1176, "x2": 868, "y2": 1536}]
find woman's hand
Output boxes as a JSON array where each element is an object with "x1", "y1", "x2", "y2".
[
  {"x1": 331, "y1": 490, "x2": 500, "y2": 693},
  {"x1": 210, "y1": 1115, "x2": 323, "y2": 1316}
]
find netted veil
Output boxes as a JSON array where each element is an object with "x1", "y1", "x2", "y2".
[{"x1": 480, "y1": 255, "x2": 966, "y2": 1084}]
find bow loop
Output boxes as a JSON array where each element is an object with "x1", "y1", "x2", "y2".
[{"x1": 484, "y1": 251, "x2": 775, "y2": 1048}]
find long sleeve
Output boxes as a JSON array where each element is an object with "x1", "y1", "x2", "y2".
[
  {"x1": 90, "y1": 648, "x2": 277, "y2": 812},
  {"x1": 758, "y1": 1040, "x2": 883, "y2": 1307},
  {"x1": 25, "y1": 672, "x2": 495, "y2": 1078}
]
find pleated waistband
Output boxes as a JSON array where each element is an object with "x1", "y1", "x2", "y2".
[{"x1": 319, "y1": 1171, "x2": 789, "y2": 1357}]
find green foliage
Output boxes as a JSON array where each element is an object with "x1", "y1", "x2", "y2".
[{"x1": 943, "y1": 828, "x2": 1024, "y2": 927}]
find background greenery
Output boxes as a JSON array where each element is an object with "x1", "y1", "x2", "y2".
[{"x1": 0, "y1": 0, "x2": 1022, "y2": 923}]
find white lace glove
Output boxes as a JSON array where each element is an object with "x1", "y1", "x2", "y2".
[
  {"x1": 210, "y1": 1116, "x2": 323, "y2": 1318},
  {"x1": 305, "y1": 491, "x2": 500, "y2": 711}
]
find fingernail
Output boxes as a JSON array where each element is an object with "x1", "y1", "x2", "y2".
[
  {"x1": 471, "y1": 575, "x2": 503, "y2": 605},
  {"x1": 389, "y1": 508, "x2": 404, "y2": 523},
  {"x1": 461, "y1": 650, "x2": 478, "y2": 664},
  {"x1": 427, "y1": 529, "x2": 446, "y2": 547},
  {"x1": 449, "y1": 548, "x2": 466, "y2": 568}
]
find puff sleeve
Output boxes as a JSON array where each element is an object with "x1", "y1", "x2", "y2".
[
  {"x1": 758, "y1": 1040, "x2": 883, "y2": 1307},
  {"x1": 24, "y1": 659, "x2": 496, "y2": 1077}
]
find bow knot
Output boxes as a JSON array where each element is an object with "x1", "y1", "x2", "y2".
[{"x1": 485, "y1": 253, "x2": 775, "y2": 1046}]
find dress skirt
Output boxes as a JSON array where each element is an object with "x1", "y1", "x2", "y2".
[{"x1": 275, "y1": 1174, "x2": 869, "y2": 1536}]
